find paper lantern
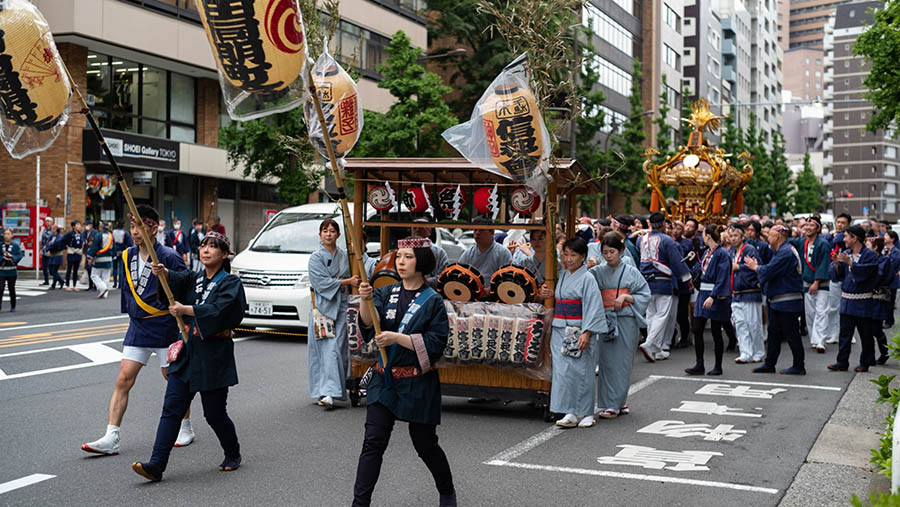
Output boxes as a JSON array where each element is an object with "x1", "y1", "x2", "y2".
[
  {"x1": 196, "y1": 0, "x2": 305, "y2": 94},
  {"x1": 510, "y1": 186, "x2": 540, "y2": 215},
  {"x1": 305, "y1": 58, "x2": 361, "y2": 159},
  {"x1": 473, "y1": 187, "x2": 494, "y2": 215},
  {"x1": 480, "y1": 79, "x2": 545, "y2": 179},
  {"x1": 403, "y1": 186, "x2": 430, "y2": 213},
  {"x1": 368, "y1": 185, "x2": 393, "y2": 211},
  {"x1": 650, "y1": 190, "x2": 660, "y2": 212},
  {"x1": 0, "y1": 0, "x2": 69, "y2": 131},
  {"x1": 712, "y1": 190, "x2": 723, "y2": 214},
  {"x1": 735, "y1": 191, "x2": 744, "y2": 214},
  {"x1": 438, "y1": 186, "x2": 465, "y2": 214}
]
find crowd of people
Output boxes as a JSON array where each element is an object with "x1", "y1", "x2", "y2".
[{"x1": 63, "y1": 205, "x2": 898, "y2": 507}]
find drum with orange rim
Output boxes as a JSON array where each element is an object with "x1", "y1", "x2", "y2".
[
  {"x1": 490, "y1": 264, "x2": 538, "y2": 304},
  {"x1": 370, "y1": 250, "x2": 400, "y2": 289},
  {"x1": 437, "y1": 263, "x2": 484, "y2": 302}
]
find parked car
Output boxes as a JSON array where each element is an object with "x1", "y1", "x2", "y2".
[{"x1": 232, "y1": 202, "x2": 463, "y2": 330}]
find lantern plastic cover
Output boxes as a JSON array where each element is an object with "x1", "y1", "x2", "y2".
[
  {"x1": 0, "y1": 0, "x2": 71, "y2": 159},
  {"x1": 304, "y1": 39, "x2": 363, "y2": 162},
  {"x1": 441, "y1": 54, "x2": 550, "y2": 195},
  {"x1": 202, "y1": 0, "x2": 309, "y2": 122}
]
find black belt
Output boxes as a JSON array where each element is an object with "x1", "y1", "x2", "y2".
[{"x1": 734, "y1": 288, "x2": 761, "y2": 294}]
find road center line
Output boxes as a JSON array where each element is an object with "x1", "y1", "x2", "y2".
[
  {"x1": 484, "y1": 460, "x2": 779, "y2": 495},
  {"x1": 484, "y1": 376, "x2": 660, "y2": 463},
  {"x1": 648, "y1": 375, "x2": 843, "y2": 391},
  {"x1": 0, "y1": 315, "x2": 127, "y2": 332},
  {"x1": 0, "y1": 474, "x2": 55, "y2": 495}
]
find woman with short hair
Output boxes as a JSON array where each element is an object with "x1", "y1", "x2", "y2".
[{"x1": 354, "y1": 237, "x2": 456, "y2": 506}]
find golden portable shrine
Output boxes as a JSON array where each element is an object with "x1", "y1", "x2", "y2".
[
  {"x1": 643, "y1": 99, "x2": 754, "y2": 224},
  {"x1": 341, "y1": 158, "x2": 600, "y2": 420}
]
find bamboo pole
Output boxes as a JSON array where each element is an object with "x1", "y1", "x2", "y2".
[
  {"x1": 544, "y1": 179, "x2": 558, "y2": 310},
  {"x1": 63, "y1": 66, "x2": 189, "y2": 343},
  {"x1": 306, "y1": 67, "x2": 388, "y2": 366}
]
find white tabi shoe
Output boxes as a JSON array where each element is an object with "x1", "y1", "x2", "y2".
[
  {"x1": 825, "y1": 337, "x2": 839, "y2": 344},
  {"x1": 174, "y1": 419, "x2": 194, "y2": 447},
  {"x1": 654, "y1": 350, "x2": 670, "y2": 361},
  {"x1": 320, "y1": 395, "x2": 334, "y2": 409},
  {"x1": 556, "y1": 414, "x2": 578, "y2": 428},
  {"x1": 81, "y1": 431, "x2": 120, "y2": 455},
  {"x1": 578, "y1": 415, "x2": 596, "y2": 428}
]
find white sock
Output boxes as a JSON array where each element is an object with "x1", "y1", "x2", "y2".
[
  {"x1": 107, "y1": 424, "x2": 120, "y2": 435},
  {"x1": 181, "y1": 419, "x2": 192, "y2": 429}
]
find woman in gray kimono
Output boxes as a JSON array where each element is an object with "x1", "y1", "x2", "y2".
[
  {"x1": 539, "y1": 237, "x2": 606, "y2": 428},
  {"x1": 308, "y1": 218, "x2": 360, "y2": 409},
  {"x1": 590, "y1": 232, "x2": 650, "y2": 419}
]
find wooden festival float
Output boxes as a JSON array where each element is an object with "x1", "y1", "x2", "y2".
[
  {"x1": 342, "y1": 158, "x2": 599, "y2": 420},
  {"x1": 643, "y1": 99, "x2": 753, "y2": 224}
]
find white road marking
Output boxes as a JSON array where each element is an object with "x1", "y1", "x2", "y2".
[
  {"x1": 484, "y1": 460, "x2": 779, "y2": 494},
  {"x1": 0, "y1": 315, "x2": 127, "y2": 333},
  {"x1": 649, "y1": 375, "x2": 842, "y2": 391},
  {"x1": 484, "y1": 376, "x2": 660, "y2": 463},
  {"x1": 69, "y1": 342, "x2": 122, "y2": 364},
  {"x1": 0, "y1": 339, "x2": 120, "y2": 358},
  {"x1": 0, "y1": 474, "x2": 55, "y2": 495}
]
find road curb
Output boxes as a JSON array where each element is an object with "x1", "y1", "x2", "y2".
[{"x1": 779, "y1": 365, "x2": 898, "y2": 506}]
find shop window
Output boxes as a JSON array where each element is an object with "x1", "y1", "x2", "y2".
[{"x1": 86, "y1": 50, "x2": 196, "y2": 142}]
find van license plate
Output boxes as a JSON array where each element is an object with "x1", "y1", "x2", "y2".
[{"x1": 249, "y1": 302, "x2": 273, "y2": 316}]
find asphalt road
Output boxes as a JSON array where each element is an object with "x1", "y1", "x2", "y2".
[{"x1": 0, "y1": 283, "x2": 863, "y2": 506}]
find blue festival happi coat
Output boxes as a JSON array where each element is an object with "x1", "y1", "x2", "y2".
[
  {"x1": 120, "y1": 243, "x2": 188, "y2": 348},
  {"x1": 637, "y1": 231, "x2": 691, "y2": 295},
  {"x1": 834, "y1": 247, "x2": 881, "y2": 318},
  {"x1": 163, "y1": 268, "x2": 246, "y2": 392},
  {"x1": 693, "y1": 246, "x2": 732, "y2": 320},
  {"x1": 730, "y1": 241, "x2": 762, "y2": 303},
  {"x1": 788, "y1": 236, "x2": 831, "y2": 292},
  {"x1": 756, "y1": 242, "x2": 804, "y2": 313},
  {"x1": 361, "y1": 283, "x2": 449, "y2": 425},
  {"x1": 0, "y1": 241, "x2": 23, "y2": 278}
]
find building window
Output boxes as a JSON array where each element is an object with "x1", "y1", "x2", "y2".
[
  {"x1": 86, "y1": 51, "x2": 195, "y2": 142},
  {"x1": 325, "y1": 17, "x2": 391, "y2": 78},
  {"x1": 707, "y1": 55, "x2": 720, "y2": 78},
  {"x1": 709, "y1": 86, "x2": 720, "y2": 104},
  {"x1": 873, "y1": 147, "x2": 878, "y2": 155},
  {"x1": 664, "y1": 3, "x2": 681, "y2": 32},
  {"x1": 887, "y1": 164, "x2": 897, "y2": 177},
  {"x1": 887, "y1": 146, "x2": 898, "y2": 159},
  {"x1": 597, "y1": 105, "x2": 628, "y2": 133},
  {"x1": 664, "y1": 44, "x2": 680, "y2": 70},
  {"x1": 586, "y1": 55, "x2": 633, "y2": 97},
  {"x1": 582, "y1": 3, "x2": 634, "y2": 56},
  {"x1": 664, "y1": 84, "x2": 679, "y2": 109}
]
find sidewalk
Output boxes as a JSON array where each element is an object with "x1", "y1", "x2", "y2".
[{"x1": 780, "y1": 363, "x2": 897, "y2": 505}]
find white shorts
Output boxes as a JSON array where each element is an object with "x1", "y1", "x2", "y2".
[{"x1": 122, "y1": 346, "x2": 170, "y2": 368}]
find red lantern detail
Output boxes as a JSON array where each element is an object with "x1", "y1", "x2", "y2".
[
  {"x1": 713, "y1": 190, "x2": 723, "y2": 214},
  {"x1": 404, "y1": 186, "x2": 430, "y2": 213},
  {"x1": 368, "y1": 185, "x2": 393, "y2": 211},
  {"x1": 438, "y1": 186, "x2": 465, "y2": 214},
  {"x1": 510, "y1": 186, "x2": 541, "y2": 215},
  {"x1": 473, "y1": 186, "x2": 494, "y2": 215},
  {"x1": 735, "y1": 192, "x2": 744, "y2": 214}
]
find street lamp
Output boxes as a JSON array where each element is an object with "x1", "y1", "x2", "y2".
[{"x1": 602, "y1": 109, "x2": 655, "y2": 216}]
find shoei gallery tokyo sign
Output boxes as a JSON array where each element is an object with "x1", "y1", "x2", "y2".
[{"x1": 82, "y1": 128, "x2": 179, "y2": 171}]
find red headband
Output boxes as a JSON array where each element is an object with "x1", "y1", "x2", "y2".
[
  {"x1": 398, "y1": 237, "x2": 432, "y2": 249},
  {"x1": 203, "y1": 231, "x2": 233, "y2": 254},
  {"x1": 128, "y1": 213, "x2": 158, "y2": 230}
]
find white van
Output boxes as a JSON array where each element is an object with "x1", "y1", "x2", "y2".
[{"x1": 232, "y1": 202, "x2": 464, "y2": 330}]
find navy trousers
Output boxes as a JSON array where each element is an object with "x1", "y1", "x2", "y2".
[
  {"x1": 149, "y1": 373, "x2": 240, "y2": 472},
  {"x1": 764, "y1": 307, "x2": 805, "y2": 370},
  {"x1": 835, "y1": 313, "x2": 875, "y2": 369},
  {"x1": 352, "y1": 402, "x2": 454, "y2": 506}
]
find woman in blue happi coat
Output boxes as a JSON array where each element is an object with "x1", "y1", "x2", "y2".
[
  {"x1": 686, "y1": 225, "x2": 733, "y2": 376},
  {"x1": 354, "y1": 236, "x2": 456, "y2": 507},
  {"x1": 308, "y1": 218, "x2": 360, "y2": 409},
  {"x1": 133, "y1": 231, "x2": 247, "y2": 482},
  {"x1": 0, "y1": 228, "x2": 24, "y2": 312}
]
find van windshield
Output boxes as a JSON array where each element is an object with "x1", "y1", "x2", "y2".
[{"x1": 250, "y1": 212, "x2": 343, "y2": 253}]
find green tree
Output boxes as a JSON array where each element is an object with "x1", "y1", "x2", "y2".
[
  {"x1": 219, "y1": 107, "x2": 323, "y2": 205},
  {"x1": 720, "y1": 112, "x2": 745, "y2": 160},
  {"x1": 679, "y1": 87, "x2": 693, "y2": 146},
  {"x1": 426, "y1": 0, "x2": 513, "y2": 119},
  {"x1": 854, "y1": 1, "x2": 900, "y2": 133},
  {"x1": 741, "y1": 113, "x2": 773, "y2": 215},
  {"x1": 610, "y1": 60, "x2": 648, "y2": 213},
  {"x1": 355, "y1": 31, "x2": 457, "y2": 157},
  {"x1": 575, "y1": 33, "x2": 608, "y2": 214},
  {"x1": 791, "y1": 152, "x2": 824, "y2": 212},
  {"x1": 654, "y1": 74, "x2": 674, "y2": 165},
  {"x1": 768, "y1": 131, "x2": 793, "y2": 214}
]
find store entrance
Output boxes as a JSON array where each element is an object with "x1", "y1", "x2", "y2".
[{"x1": 160, "y1": 173, "x2": 197, "y2": 226}]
